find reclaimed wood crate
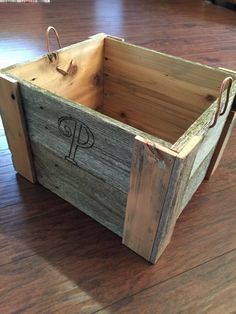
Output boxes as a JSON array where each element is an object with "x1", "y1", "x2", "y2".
[{"x1": 0, "y1": 31, "x2": 236, "y2": 263}]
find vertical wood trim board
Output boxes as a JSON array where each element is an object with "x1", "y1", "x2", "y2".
[
  {"x1": 150, "y1": 136, "x2": 203, "y2": 263},
  {"x1": 0, "y1": 73, "x2": 35, "y2": 183},
  {"x1": 122, "y1": 136, "x2": 177, "y2": 261}
]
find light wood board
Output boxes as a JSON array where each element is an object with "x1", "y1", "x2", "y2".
[{"x1": 0, "y1": 73, "x2": 35, "y2": 183}]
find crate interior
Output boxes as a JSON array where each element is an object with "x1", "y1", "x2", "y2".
[{"x1": 6, "y1": 35, "x2": 228, "y2": 144}]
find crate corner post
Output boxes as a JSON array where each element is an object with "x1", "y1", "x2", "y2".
[
  {"x1": 122, "y1": 135, "x2": 178, "y2": 263},
  {"x1": 150, "y1": 135, "x2": 204, "y2": 263},
  {"x1": 122, "y1": 135, "x2": 203, "y2": 264},
  {"x1": 0, "y1": 73, "x2": 36, "y2": 183}
]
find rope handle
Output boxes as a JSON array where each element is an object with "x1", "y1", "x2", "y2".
[
  {"x1": 209, "y1": 77, "x2": 233, "y2": 128},
  {"x1": 45, "y1": 26, "x2": 76, "y2": 76},
  {"x1": 46, "y1": 26, "x2": 61, "y2": 63}
]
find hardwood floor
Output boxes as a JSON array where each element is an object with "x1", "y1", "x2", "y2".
[{"x1": 0, "y1": 1, "x2": 236, "y2": 313}]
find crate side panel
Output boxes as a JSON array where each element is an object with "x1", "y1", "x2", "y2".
[
  {"x1": 19, "y1": 84, "x2": 134, "y2": 194},
  {"x1": 32, "y1": 142, "x2": 126, "y2": 236},
  {"x1": 103, "y1": 76, "x2": 190, "y2": 143},
  {"x1": 206, "y1": 111, "x2": 236, "y2": 179},
  {"x1": 190, "y1": 92, "x2": 234, "y2": 177},
  {"x1": 180, "y1": 148, "x2": 215, "y2": 212},
  {"x1": 172, "y1": 81, "x2": 236, "y2": 152},
  {"x1": 104, "y1": 38, "x2": 226, "y2": 113},
  {"x1": 7, "y1": 35, "x2": 105, "y2": 110}
]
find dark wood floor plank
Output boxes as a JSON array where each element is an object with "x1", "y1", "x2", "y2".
[
  {"x1": 0, "y1": 151, "x2": 12, "y2": 167},
  {"x1": 0, "y1": 0, "x2": 236, "y2": 70},
  {"x1": 0, "y1": 0, "x2": 236, "y2": 313},
  {"x1": 0, "y1": 135, "x2": 9, "y2": 151},
  {"x1": 97, "y1": 249, "x2": 236, "y2": 314}
]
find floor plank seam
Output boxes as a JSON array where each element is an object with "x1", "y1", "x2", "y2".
[{"x1": 91, "y1": 247, "x2": 236, "y2": 314}]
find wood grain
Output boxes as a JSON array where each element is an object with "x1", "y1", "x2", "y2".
[
  {"x1": 104, "y1": 37, "x2": 227, "y2": 103},
  {"x1": 6, "y1": 35, "x2": 234, "y2": 263},
  {"x1": 190, "y1": 86, "x2": 235, "y2": 177},
  {"x1": 123, "y1": 136, "x2": 177, "y2": 260},
  {"x1": 181, "y1": 147, "x2": 215, "y2": 210},
  {"x1": 18, "y1": 81, "x2": 136, "y2": 194},
  {"x1": 103, "y1": 37, "x2": 236, "y2": 148},
  {"x1": 150, "y1": 135, "x2": 203, "y2": 262},
  {"x1": 17, "y1": 82, "x2": 140, "y2": 235},
  {"x1": 33, "y1": 141, "x2": 127, "y2": 236},
  {"x1": 171, "y1": 80, "x2": 236, "y2": 152},
  {"x1": 103, "y1": 75, "x2": 190, "y2": 143},
  {"x1": 98, "y1": 249, "x2": 236, "y2": 313},
  {"x1": 206, "y1": 111, "x2": 236, "y2": 179},
  {"x1": 7, "y1": 35, "x2": 106, "y2": 110},
  {"x1": 0, "y1": 74, "x2": 35, "y2": 183},
  {"x1": 1, "y1": 0, "x2": 236, "y2": 312}
]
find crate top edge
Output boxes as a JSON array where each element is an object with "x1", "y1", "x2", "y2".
[
  {"x1": 1, "y1": 33, "x2": 236, "y2": 154},
  {"x1": 2, "y1": 71, "x2": 173, "y2": 150},
  {"x1": 1, "y1": 32, "x2": 236, "y2": 78}
]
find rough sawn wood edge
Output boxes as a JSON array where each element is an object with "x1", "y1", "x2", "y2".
[
  {"x1": 122, "y1": 135, "x2": 178, "y2": 261},
  {"x1": 122, "y1": 135, "x2": 202, "y2": 263},
  {"x1": 0, "y1": 73, "x2": 36, "y2": 183},
  {"x1": 149, "y1": 135, "x2": 203, "y2": 263}
]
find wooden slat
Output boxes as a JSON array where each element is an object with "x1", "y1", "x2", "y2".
[
  {"x1": 190, "y1": 90, "x2": 235, "y2": 177},
  {"x1": 218, "y1": 68, "x2": 236, "y2": 77},
  {"x1": 103, "y1": 38, "x2": 236, "y2": 153},
  {"x1": 150, "y1": 135, "x2": 202, "y2": 263},
  {"x1": 16, "y1": 81, "x2": 141, "y2": 235},
  {"x1": 172, "y1": 81, "x2": 236, "y2": 152},
  {"x1": 18, "y1": 79, "x2": 172, "y2": 190},
  {"x1": 181, "y1": 148, "x2": 215, "y2": 211},
  {"x1": 206, "y1": 111, "x2": 236, "y2": 179},
  {"x1": 33, "y1": 142, "x2": 127, "y2": 236},
  {"x1": 0, "y1": 73, "x2": 35, "y2": 183},
  {"x1": 156, "y1": 108, "x2": 234, "y2": 258},
  {"x1": 7, "y1": 35, "x2": 105, "y2": 110},
  {"x1": 19, "y1": 83, "x2": 132, "y2": 193},
  {"x1": 103, "y1": 76, "x2": 195, "y2": 143},
  {"x1": 104, "y1": 37, "x2": 228, "y2": 111},
  {"x1": 123, "y1": 136, "x2": 177, "y2": 260}
]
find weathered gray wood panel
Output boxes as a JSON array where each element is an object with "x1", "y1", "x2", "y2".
[
  {"x1": 181, "y1": 149, "x2": 215, "y2": 211},
  {"x1": 19, "y1": 83, "x2": 136, "y2": 194},
  {"x1": 172, "y1": 81, "x2": 236, "y2": 153},
  {"x1": 32, "y1": 142, "x2": 126, "y2": 236},
  {"x1": 190, "y1": 96, "x2": 233, "y2": 177},
  {"x1": 17, "y1": 82, "x2": 149, "y2": 235},
  {"x1": 206, "y1": 111, "x2": 236, "y2": 179}
]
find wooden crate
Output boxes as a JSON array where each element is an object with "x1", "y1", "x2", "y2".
[{"x1": 0, "y1": 33, "x2": 236, "y2": 263}]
